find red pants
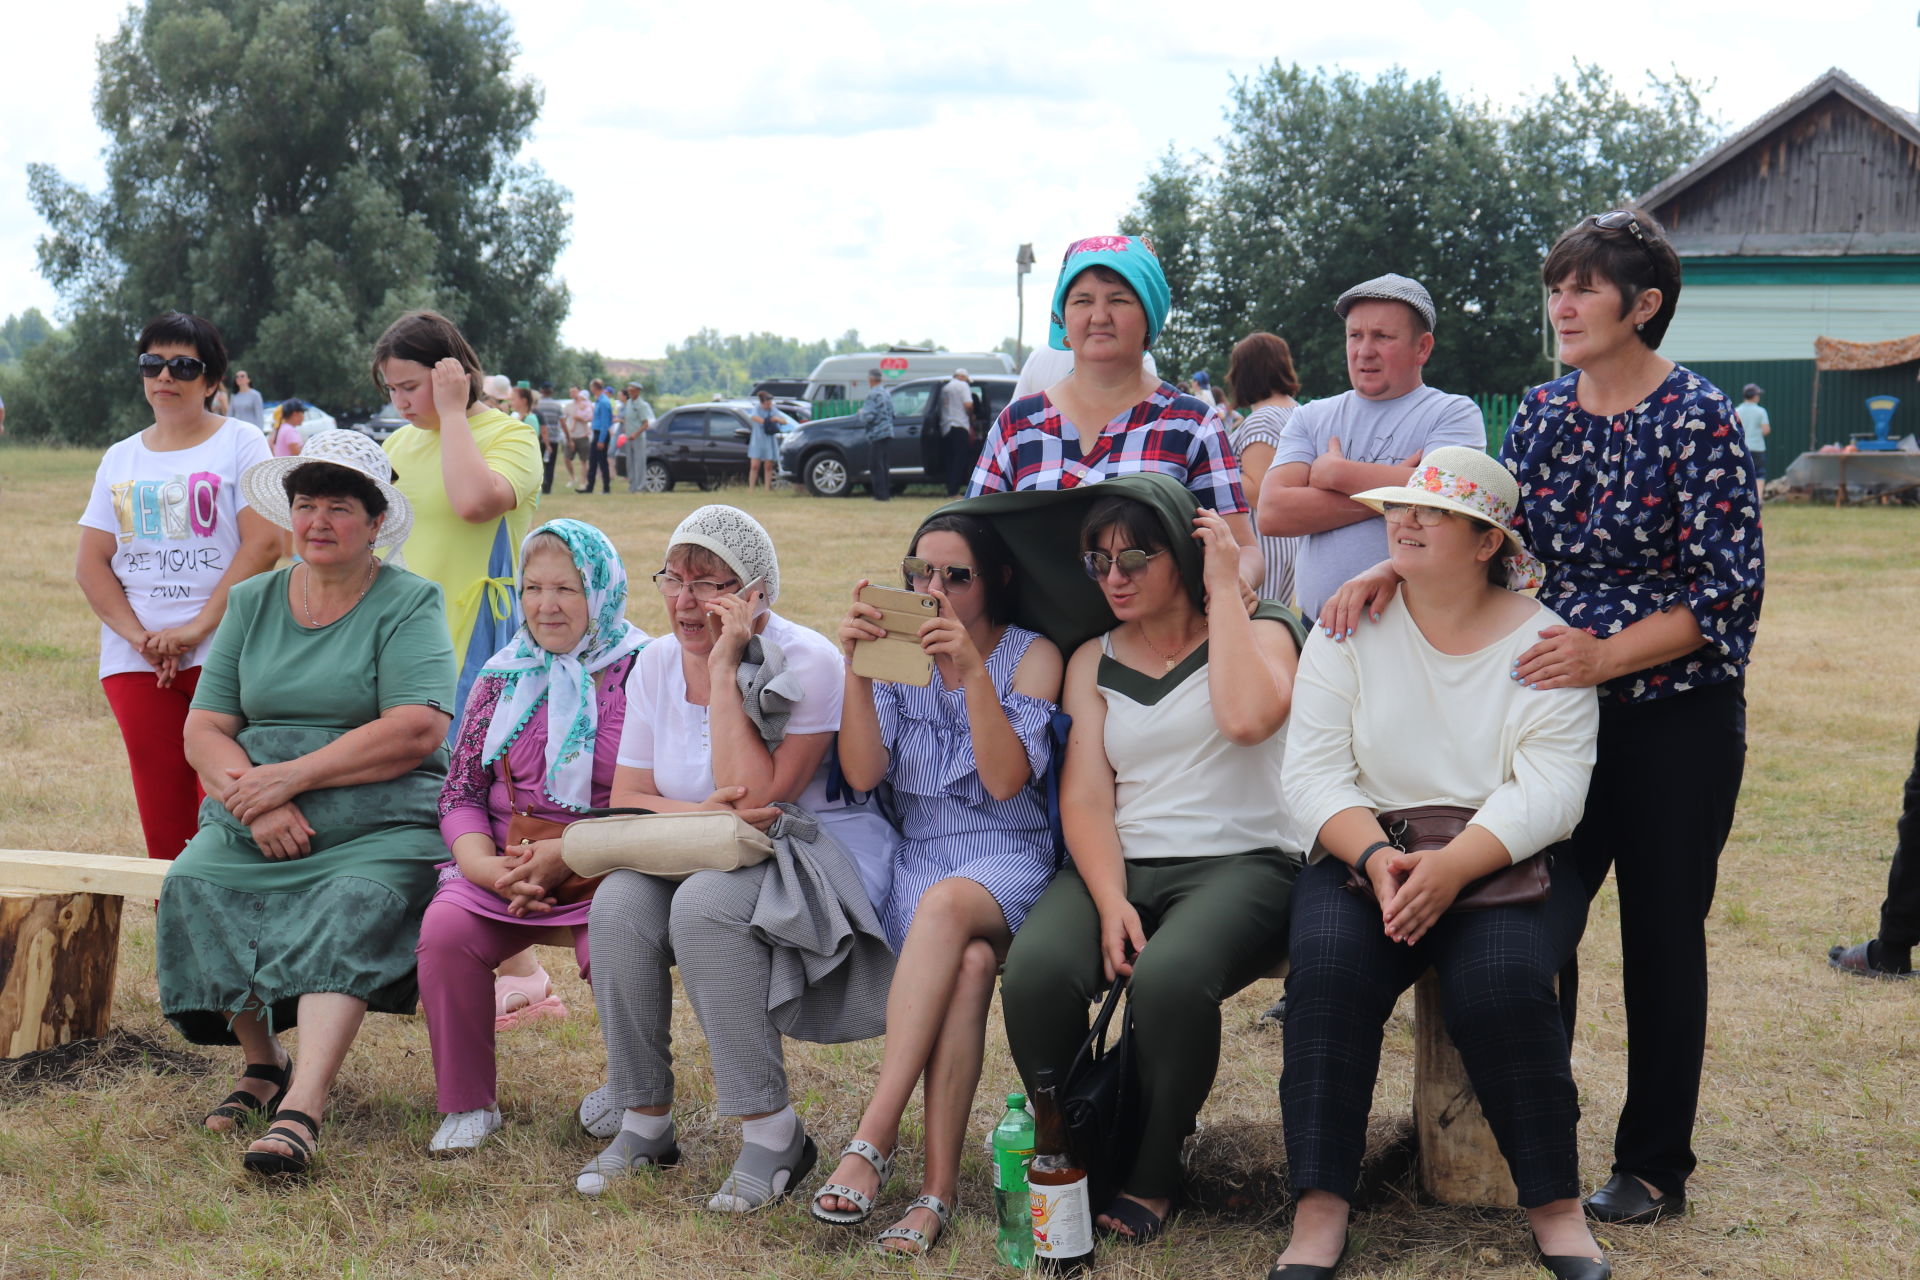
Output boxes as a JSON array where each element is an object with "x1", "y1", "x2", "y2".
[{"x1": 101, "y1": 666, "x2": 205, "y2": 860}]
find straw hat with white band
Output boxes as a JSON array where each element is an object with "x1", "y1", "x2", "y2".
[
  {"x1": 239, "y1": 428, "x2": 414, "y2": 549},
  {"x1": 1350, "y1": 445, "x2": 1543, "y2": 589}
]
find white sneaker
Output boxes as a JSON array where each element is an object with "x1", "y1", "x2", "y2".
[{"x1": 429, "y1": 1106, "x2": 502, "y2": 1157}]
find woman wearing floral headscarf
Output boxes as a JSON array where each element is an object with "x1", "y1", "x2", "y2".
[
  {"x1": 968, "y1": 234, "x2": 1264, "y2": 591},
  {"x1": 414, "y1": 519, "x2": 648, "y2": 1156}
]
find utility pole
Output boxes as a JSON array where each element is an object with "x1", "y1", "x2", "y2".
[{"x1": 1015, "y1": 243, "x2": 1035, "y2": 369}]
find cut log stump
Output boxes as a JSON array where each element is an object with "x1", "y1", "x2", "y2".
[
  {"x1": 1413, "y1": 969, "x2": 1518, "y2": 1207},
  {"x1": 0, "y1": 891, "x2": 124, "y2": 1058}
]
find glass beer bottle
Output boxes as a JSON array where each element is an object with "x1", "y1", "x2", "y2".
[{"x1": 1027, "y1": 1068, "x2": 1093, "y2": 1273}]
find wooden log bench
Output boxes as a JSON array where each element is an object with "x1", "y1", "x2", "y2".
[
  {"x1": 0, "y1": 851, "x2": 171, "y2": 1059},
  {"x1": 1413, "y1": 968, "x2": 1524, "y2": 1207}
]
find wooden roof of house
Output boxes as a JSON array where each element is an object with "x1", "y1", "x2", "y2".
[{"x1": 1638, "y1": 68, "x2": 1920, "y2": 258}]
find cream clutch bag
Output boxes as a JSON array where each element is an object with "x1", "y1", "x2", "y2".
[{"x1": 559, "y1": 810, "x2": 775, "y2": 883}]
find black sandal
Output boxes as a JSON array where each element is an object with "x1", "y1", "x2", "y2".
[
  {"x1": 203, "y1": 1059, "x2": 292, "y2": 1129},
  {"x1": 243, "y1": 1109, "x2": 320, "y2": 1178},
  {"x1": 1097, "y1": 1193, "x2": 1174, "y2": 1245}
]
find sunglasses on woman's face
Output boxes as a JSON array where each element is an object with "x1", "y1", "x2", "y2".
[
  {"x1": 138, "y1": 353, "x2": 208, "y2": 381},
  {"x1": 1081, "y1": 548, "x2": 1166, "y2": 580},
  {"x1": 902, "y1": 557, "x2": 975, "y2": 589}
]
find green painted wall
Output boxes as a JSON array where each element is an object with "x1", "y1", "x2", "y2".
[{"x1": 1682, "y1": 358, "x2": 1919, "y2": 478}]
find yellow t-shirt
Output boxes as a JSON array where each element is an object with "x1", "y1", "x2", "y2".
[{"x1": 384, "y1": 407, "x2": 541, "y2": 714}]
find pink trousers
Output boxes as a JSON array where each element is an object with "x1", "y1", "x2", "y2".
[{"x1": 415, "y1": 897, "x2": 590, "y2": 1113}]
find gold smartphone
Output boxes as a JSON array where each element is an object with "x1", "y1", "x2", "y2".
[{"x1": 850, "y1": 584, "x2": 938, "y2": 686}]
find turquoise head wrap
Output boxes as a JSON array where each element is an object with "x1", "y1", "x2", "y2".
[
  {"x1": 478, "y1": 518, "x2": 647, "y2": 812},
  {"x1": 1047, "y1": 234, "x2": 1171, "y2": 352}
]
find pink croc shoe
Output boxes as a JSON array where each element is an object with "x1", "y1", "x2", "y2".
[{"x1": 494, "y1": 965, "x2": 568, "y2": 1031}]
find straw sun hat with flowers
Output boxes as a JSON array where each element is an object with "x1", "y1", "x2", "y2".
[
  {"x1": 1350, "y1": 445, "x2": 1543, "y2": 589},
  {"x1": 239, "y1": 428, "x2": 414, "y2": 549}
]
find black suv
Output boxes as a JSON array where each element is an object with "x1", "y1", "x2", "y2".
[
  {"x1": 778, "y1": 374, "x2": 1018, "y2": 496},
  {"x1": 634, "y1": 401, "x2": 769, "y2": 492}
]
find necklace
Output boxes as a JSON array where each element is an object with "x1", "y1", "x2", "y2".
[
  {"x1": 1138, "y1": 619, "x2": 1205, "y2": 672},
  {"x1": 302, "y1": 559, "x2": 378, "y2": 627}
]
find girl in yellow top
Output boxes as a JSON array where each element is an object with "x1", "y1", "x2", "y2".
[{"x1": 374, "y1": 311, "x2": 542, "y2": 722}]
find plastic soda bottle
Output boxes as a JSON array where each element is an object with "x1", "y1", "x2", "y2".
[
  {"x1": 1027, "y1": 1069, "x2": 1092, "y2": 1273},
  {"x1": 993, "y1": 1091, "x2": 1036, "y2": 1267}
]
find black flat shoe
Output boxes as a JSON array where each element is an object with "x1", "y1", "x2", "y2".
[
  {"x1": 1538, "y1": 1248, "x2": 1612, "y2": 1280},
  {"x1": 1583, "y1": 1171, "x2": 1685, "y2": 1224},
  {"x1": 1266, "y1": 1239, "x2": 1347, "y2": 1279}
]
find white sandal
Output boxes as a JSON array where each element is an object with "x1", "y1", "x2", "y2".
[
  {"x1": 875, "y1": 1194, "x2": 952, "y2": 1257},
  {"x1": 810, "y1": 1137, "x2": 894, "y2": 1226}
]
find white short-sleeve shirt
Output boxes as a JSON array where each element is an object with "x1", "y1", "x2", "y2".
[{"x1": 76, "y1": 418, "x2": 271, "y2": 678}]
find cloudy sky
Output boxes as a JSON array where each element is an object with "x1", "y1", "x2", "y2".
[{"x1": 4, "y1": 0, "x2": 1916, "y2": 365}]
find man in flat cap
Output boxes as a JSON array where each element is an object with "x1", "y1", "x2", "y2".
[{"x1": 1256, "y1": 273, "x2": 1485, "y2": 622}]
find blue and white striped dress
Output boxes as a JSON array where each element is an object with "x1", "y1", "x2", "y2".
[{"x1": 874, "y1": 624, "x2": 1058, "y2": 952}]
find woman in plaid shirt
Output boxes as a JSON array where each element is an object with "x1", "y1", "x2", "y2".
[{"x1": 970, "y1": 235, "x2": 1265, "y2": 593}]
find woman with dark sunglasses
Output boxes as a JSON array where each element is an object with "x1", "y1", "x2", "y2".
[
  {"x1": 811, "y1": 513, "x2": 1063, "y2": 1254},
  {"x1": 1321, "y1": 208, "x2": 1763, "y2": 1229},
  {"x1": 998, "y1": 474, "x2": 1305, "y2": 1253},
  {"x1": 75, "y1": 311, "x2": 280, "y2": 861}
]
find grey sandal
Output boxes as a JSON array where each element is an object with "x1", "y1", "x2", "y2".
[
  {"x1": 574, "y1": 1124, "x2": 682, "y2": 1196},
  {"x1": 708, "y1": 1125, "x2": 819, "y2": 1213},
  {"x1": 810, "y1": 1137, "x2": 894, "y2": 1225},
  {"x1": 577, "y1": 1083, "x2": 621, "y2": 1139},
  {"x1": 875, "y1": 1194, "x2": 953, "y2": 1257}
]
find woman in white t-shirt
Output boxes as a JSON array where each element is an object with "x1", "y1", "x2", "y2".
[
  {"x1": 76, "y1": 312, "x2": 280, "y2": 861},
  {"x1": 576, "y1": 505, "x2": 893, "y2": 1212},
  {"x1": 1271, "y1": 446, "x2": 1606, "y2": 1280}
]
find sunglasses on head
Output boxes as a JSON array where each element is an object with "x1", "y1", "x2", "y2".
[
  {"x1": 1081, "y1": 548, "x2": 1166, "y2": 580},
  {"x1": 138, "y1": 353, "x2": 208, "y2": 381},
  {"x1": 1589, "y1": 210, "x2": 1659, "y2": 256},
  {"x1": 902, "y1": 557, "x2": 975, "y2": 588}
]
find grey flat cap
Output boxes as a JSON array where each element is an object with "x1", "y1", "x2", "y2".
[{"x1": 1335, "y1": 273, "x2": 1436, "y2": 331}]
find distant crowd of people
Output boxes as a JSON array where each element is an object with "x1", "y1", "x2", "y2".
[{"x1": 81, "y1": 204, "x2": 1898, "y2": 1280}]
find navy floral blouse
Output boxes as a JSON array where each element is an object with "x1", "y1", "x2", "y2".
[{"x1": 1500, "y1": 365, "x2": 1764, "y2": 706}]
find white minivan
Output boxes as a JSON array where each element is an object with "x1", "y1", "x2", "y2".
[{"x1": 803, "y1": 348, "x2": 1015, "y2": 404}]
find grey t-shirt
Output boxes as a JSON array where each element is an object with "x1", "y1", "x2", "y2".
[
  {"x1": 229, "y1": 388, "x2": 265, "y2": 428},
  {"x1": 1272, "y1": 384, "x2": 1485, "y2": 619}
]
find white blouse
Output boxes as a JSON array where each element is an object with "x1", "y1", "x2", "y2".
[{"x1": 1283, "y1": 598, "x2": 1598, "y2": 864}]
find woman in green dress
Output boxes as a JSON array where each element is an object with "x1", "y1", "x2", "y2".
[{"x1": 159, "y1": 429, "x2": 456, "y2": 1178}]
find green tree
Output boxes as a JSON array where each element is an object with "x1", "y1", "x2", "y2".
[
  {"x1": 0, "y1": 309, "x2": 56, "y2": 365},
  {"x1": 1122, "y1": 62, "x2": 1720, "y2": 400},
  {"x1": 25, "y1": 0, "x2": 570, "y2": 443}
]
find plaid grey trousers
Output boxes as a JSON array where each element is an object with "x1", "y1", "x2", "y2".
[{"x1": 590, "y1": 864, "x2": 792, "y2": 1116}]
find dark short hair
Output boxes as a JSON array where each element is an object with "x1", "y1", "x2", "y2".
[
  {"x1": 1080, "y1": 493, "x2": 1170, "y2": 557},
  {"x1": 281, "y1": 399, "x2": 306, "y2": 416},
  {"x1": 1227, "y1": 331, "x2": 1300, "y2": 404},
  {"x1": 1541, "y1": 207, "x2": 1682, "y2": 349},
  {"x1": 138, "y1": 312, "x2": 229, "y2": 404},
  {"x1": 283, "y1": 461, "x2": 389, "y2": 521},
  {"x1": 370, "y1": 310, "x2": 484, "y2": 404},
  {"x1": 909, "y1": 513, "x2": 1019, "y2": 626}
]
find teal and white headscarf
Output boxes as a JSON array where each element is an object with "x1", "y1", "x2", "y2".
[{"x1": 478, "y1": 519, "x2": 647, "y2": 811}]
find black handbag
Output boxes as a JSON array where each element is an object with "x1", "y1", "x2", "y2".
[{"x1": 1061, "y1": 974, "x2": 1141, "y2": 1208}]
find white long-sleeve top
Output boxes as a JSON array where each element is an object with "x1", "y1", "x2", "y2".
[{"x1": 1283, "y1": 597, "x2": 1599, "y2": 865}]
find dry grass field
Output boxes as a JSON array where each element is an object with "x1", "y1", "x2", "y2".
[{"x1": 1, "y1": 443, "x2": 1917, "y2": 1279}]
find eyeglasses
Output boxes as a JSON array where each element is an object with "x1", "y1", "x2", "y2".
[
  {"x1": 901, "y1": 557, "x2": 975, "y2": 589},
  {"x1": 1081, "y1": 548, "x2": 1166, "y2": 580},
  {"x1": 652, "y1": 572, "x2": 740, "y2": 601},
  {"x1": 138, "y1": 353, "x2": 208, "y2": 381},
  {"x1": 1380, "y1": 502, "x2": 1457, "y2": 527},
  {"x1": 1588, "y1": 210, "x2": 1660, "y2": 258}
]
